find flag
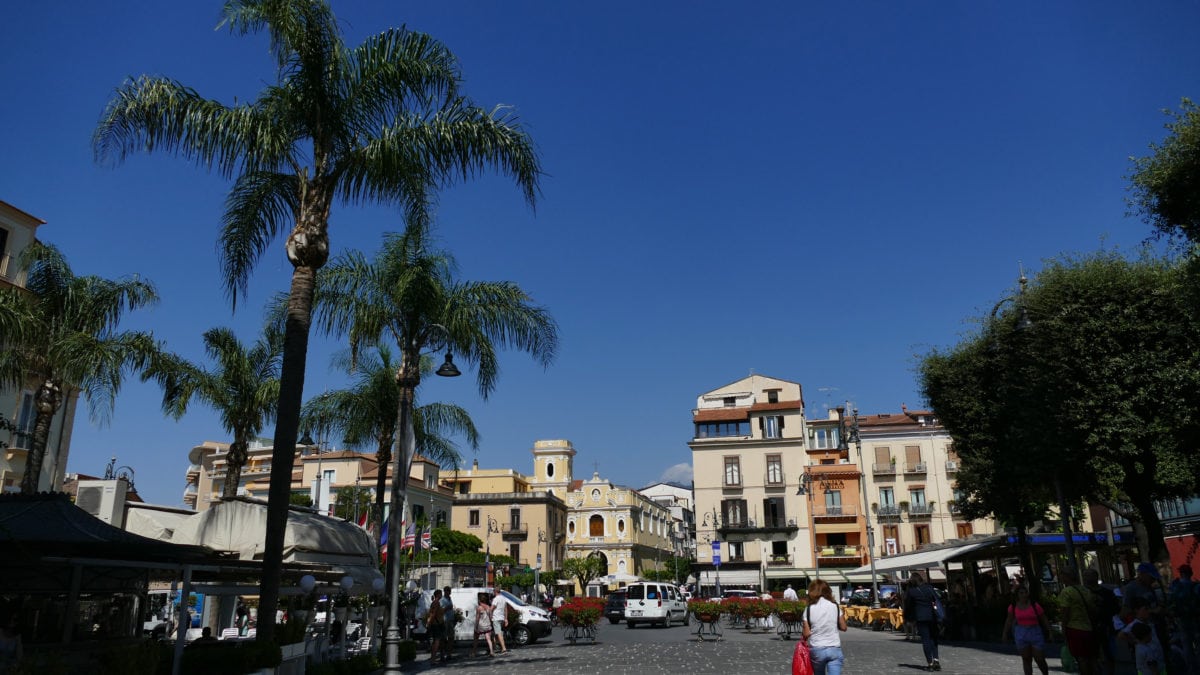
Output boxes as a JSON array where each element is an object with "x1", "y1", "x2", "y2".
[
  {"x1": 379, "y1": 516, "x2": 389, "y2": 563},
  {"x1": 357, "y1": 511, "x2": 369, "y2": 529},
  {"x1": 402, "y1": 521, "x2": 416, "y2": 549},
  {"x1": 420, "y1": 528, "x2": 432, "y2": 550}
]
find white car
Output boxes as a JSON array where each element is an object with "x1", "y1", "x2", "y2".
[
  {"x1": 624, "y1": 582, "x2": 689, "y2": 628},
  {"x1": 413, "y1": 587, "x2": 552, "y2": 646}
]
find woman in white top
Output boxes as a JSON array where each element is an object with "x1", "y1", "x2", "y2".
[{"x1": 802, "y1": 579, "x2": 848, "y2": 675}]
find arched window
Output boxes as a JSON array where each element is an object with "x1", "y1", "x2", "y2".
[
  {"x1": 546, "y1": 462, "x2": 555, "y2": 478},
  {"x1": 589, "y1": 514, "x2": 604, "y2": 537},
  {"x1": 567, "y1": 519, "x2": 575, "y2": 537},
  {"x1": 617, "y1": 518, "x2": 626, "y2": 535}
]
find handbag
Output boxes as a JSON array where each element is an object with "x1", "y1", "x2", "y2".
[
  {"x1": 791, "y1": 639, "x2": 813, "y2": 675},
  {"x1": 929, "y1": 587, "x2": 946, "y2": 623}
]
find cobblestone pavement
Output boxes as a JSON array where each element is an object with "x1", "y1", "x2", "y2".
[{"x1": 392, "y1": 620, "x2": 1142, "y2": 674}]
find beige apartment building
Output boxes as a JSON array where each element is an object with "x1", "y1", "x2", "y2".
[
  {"x1": 0, "y1": 201, "x2": 80, "y2": 494},
  {"x1": 690, "y1": 375, "x2": 995, "y2": 596},
  {"x1": 184, "y1": 439, "x2": 453, "y2": 527},
  {"x1": 857, "y1": 407, "x2": 996, "y2": 558},
  {"x1": 444, "y1": 450, "x2": 568, "y2": 573}
]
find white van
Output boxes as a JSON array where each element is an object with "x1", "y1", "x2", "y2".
[
  {"x1": 623, "y1": 582, "x2": 689, "y2": 628},
  {"x1": 414, "y1": 587, "x2": 552, "y2": 645}
]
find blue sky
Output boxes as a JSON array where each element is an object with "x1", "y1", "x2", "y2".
[{"x1": 3, "y1": 2, "x2": 1198, "y2": 507}]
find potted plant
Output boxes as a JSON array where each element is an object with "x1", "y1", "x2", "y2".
[
  {"x1": 557, "y1": 597, "x2": 603, "y2": 627},
  {"x1": 899, "y1": 500, "x2": 910, "y2": 511},
  {"x1": 688, "y1": 599, "x2": 723, "y2": 624},
  {"x1": 871, "y1": 502, "x2": 879, "y2": 513},
  {"x1": 775, "y1": 600, "x2": 805, "y2": 624}
]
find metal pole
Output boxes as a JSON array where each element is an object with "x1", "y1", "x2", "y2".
[
  {"x1": 851, "y1": 409, "x2": 882, "y2": 607},
  {"x1": 382, "y1": 372, "x2": 415, "y2": 674},
  {"x1": 1055, "y1": 474, "x2": 1079, "y2": 572},
  {"x1": 426, "y1": 493, "x2": 434, "y2": 589}
]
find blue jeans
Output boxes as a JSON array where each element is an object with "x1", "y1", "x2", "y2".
[
  {"x1": 810, "y1": 645, "x2": 845, "y2": 675},
  {"x1": 917, "y1": 620, "x2": 940, "y2": 664}
]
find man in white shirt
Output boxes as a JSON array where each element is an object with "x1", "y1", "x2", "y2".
[
  {"x1": 783, "y1": 584, "x2": 799, "y2": 601},
  {"x1": 490, "y1": 591, "x2": 509, "y2": 655}
]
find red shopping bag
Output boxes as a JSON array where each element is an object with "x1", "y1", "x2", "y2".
[{"x1": 791, "y1": 639, "x2": 812, "y2": 675}]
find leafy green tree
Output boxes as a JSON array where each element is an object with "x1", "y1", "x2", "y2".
[
  {"x1": 922, "y1": 251, "x2": 1200, "y2": 566},
  {"x1": 300, "y1": 345, "x2": 477, "y2": 535},
  {"x1": 288, "y1": 492, "x2": 313, "y2": 508},
  {"x1": 143, "y1": 326, "x2": 281, "y2": 497},
  {"x1": 93, "y1": 0, "x2": 541, "y2": 639},
  {"x1": 562, "y1": 554, "x2": 606, "y2": 592},
  {"x1": 309, "y1": 217, "x2": 557, "y2": 579},
  {"x1": 1129, "y1": 99, "x2": 1200, "y2": 245},
  {"x1": 429, "y1": 527, "x2": 482, "y2": 555},
  {"x1": 0, "y1": 243, "x2": 157, "y2": 493},
  {"x1": 332, "y1": 485, "x2": 372, "y2": 522}
]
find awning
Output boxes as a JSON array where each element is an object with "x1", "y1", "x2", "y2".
[
  {"x1": 849, "y1": 540, "x2": 994, "y2": 575},
  {"x1": 698, "y1": 569, "x2": 760, "y2": 586}
]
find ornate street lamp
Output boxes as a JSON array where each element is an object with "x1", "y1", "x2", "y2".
[
  {"x1": 840, "y1": 406, "x2": 881, "y2": 607},
  {"x1": 796, "y1": 471, "x2": 818, "y2": 582}
]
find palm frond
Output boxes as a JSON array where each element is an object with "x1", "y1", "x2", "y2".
[
  {"x1": 340, "y1": 28, "x2": 460, "y2": 130},
  {"x1": 221, "y1": 171, "x2": 300, "y2": 305}
]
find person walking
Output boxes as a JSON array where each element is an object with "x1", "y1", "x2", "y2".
[
  {"x1": 470, "y1": 592, "x2": 495, "y2": 658},
  {"x1": 1167, "y1": 564, "x2": 1197, "y2": 675},
  {"x1": 490, "y1": 590, "x2": 509, "y2": 655},
  {"x1": 1059, "y1": 568, "x2": 1102, "y2": 675},
  {"x1": 904, "y1": 572, "x2": 944, "y2": 671},
  {"x1": 1002, "y1": 586, "x2": 1051, "y2": 675},
  {"x1": 801, "y1": 579, "x2": 847, "y2": 675},
  {"x1": 439, "y1": 586, "x2": 456, "y2": 662},
  {"x1": 425, "y1": 589, "x2": 444, "y2": 666},
  {"x1": 1124, "y1": 562, "x2": 1172, "y2": 667},
  {"x1": 0, "y1": 613, "x2": 24, "y2": 671},
  {"x1": 783, "y1": 584, "x2": 799, "y2": 602},
  {"x1": 235, "y1": 599, "x2": 250, "y2": 637},
  {"x1": 1084, "y1": 568, "x2": 1120, "y2": 675}
]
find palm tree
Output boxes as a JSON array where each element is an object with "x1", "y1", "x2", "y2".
[
  {"x1": 312, "y1": 216, "x2": 557, "y2": 558},
  {"x1": 93, "y1": 0, "x2": 540, "y2": 638},
  {"x1": 0, "y1": 242, "x2": 157, "y2": 493},
  {"x1": 143, "y1": 326, "x2": 282, "y2": 497},
  {"x1": 300, "y1": 345, "x2": 479, "y2": 536}
]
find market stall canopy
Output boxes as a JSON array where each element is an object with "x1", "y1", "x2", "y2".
[
  {"x1": 125, "y1": 497, "x2": 382, "y2": 593},
  {"x1": 849, "y1": 539, "x2": 995, "y2": 575}
]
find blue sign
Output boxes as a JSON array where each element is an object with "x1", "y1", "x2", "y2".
[
  {"x1": 713, "y1": 554, "x2": 721, "y2": 566},
  {"x1": 712, "y1": 540, "x2": 721, "y2": 552}
]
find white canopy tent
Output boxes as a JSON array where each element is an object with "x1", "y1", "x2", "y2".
[{"x1": 848, "y1": 539, "x2": 994, "y2": 577}]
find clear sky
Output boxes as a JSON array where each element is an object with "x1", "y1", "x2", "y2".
[{"x1": 3, "y1": 2, "x2": 1198, "y2": 507}]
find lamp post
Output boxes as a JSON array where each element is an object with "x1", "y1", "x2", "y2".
[
  {"x1": 536, "y1": 527, "x2": 546, "y2": 598},
  {"x1": 702, "y1": 510, "x2": 722, "y2": 597},
  {"x1": 990, "y1": 267, "x2": 1079, "y2": 574},
  {"x1": 842, "y1": 407, "x2": 881, "y2": 607},
  {"x1": 382, "y1": 335, "x2": 461, "y2": 675},
  {"x1": 797, "y1": 470, "x2": 819, "y2": 584},
  {"x1": 486, "y1": 516, "x2": 499, "y2": 587}
]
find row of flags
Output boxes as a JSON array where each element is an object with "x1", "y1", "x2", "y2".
[{"x1": 376, "y1": 516, "x2": 433, "y2": 563}]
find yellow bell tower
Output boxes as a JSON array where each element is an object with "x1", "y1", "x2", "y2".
[{"x1": 531, "y1": 439, "x2": 575, "y2": 497}]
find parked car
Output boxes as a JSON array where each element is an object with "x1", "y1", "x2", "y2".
[
  {"x1": 604, "y1": 590, "x2": 627, "y2": 624},
  {"x1": 624, "y1": 581, "x2": 689, "y2": 628}
]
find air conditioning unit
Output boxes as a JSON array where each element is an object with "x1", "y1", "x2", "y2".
[
  {"x1": 945, "y1": 460, "x2": 958, "y2": 471},
  {"x1": 76, "y1": 479, "x2": 128, "y2": 528}
]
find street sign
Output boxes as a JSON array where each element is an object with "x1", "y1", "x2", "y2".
[
  {"x1": 712, "y1": 540, "x2": 721, "y2": 552},
  {"x1": 713, "y1": 554, "x2": 721, "y2": 566},
  {"x1": 536, "y1": 553, "x2": 542, "y2": 569}
]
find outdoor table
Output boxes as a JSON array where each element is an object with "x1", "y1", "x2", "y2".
[
  {"x1": 845, "y1": 606, "x2": 868, "y2": 624},
  {"x1": 867, "y1": 608, "x2": 900, "y2": 630}
]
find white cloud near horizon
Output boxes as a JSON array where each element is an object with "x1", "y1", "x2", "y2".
[{"x1": 659, "y1": 462, "x2": 693, "y2": 485}]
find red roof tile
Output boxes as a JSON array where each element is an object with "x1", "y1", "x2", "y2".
[{"x1": 693, "y1": 408, "x2": 750, "y2": 422}]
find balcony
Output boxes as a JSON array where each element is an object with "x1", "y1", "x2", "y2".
[
  {"x1": 766, "y1": 554, "x2": 793, "y2": 567},
  {"x1": 813, "y1": 505, "x2": 858, "y2": 521},
  {"x1": 718, "y1": 517, "x2": 799, "y2": 536},
  {"x1": 876, "y1": 505, "x2": 902, "y2": 519},
  {"x1": 948, "y1": 502, "x2": 962, "y2": 517},
  {"x1": 903, "y1": 462, "x2": 927, "y2": 475},
  {"x1": 243, "y1": 463, "x2": 272, "y2": 476},
  {"x1": 186, "y1": 464, "x2": 201, "y2": 476},
  {"x1": 872, "y1": 462, "x2": 897, "y2": 476},
  {"x1": 945, "y1": 460, "x2": 958, "y2": 473},
  {"x1": 908, "y1": 504, "x2": 934, "y2": 518},
  {"x1": 817, "y1": 546, "x2": 862, "y2": 566},
  {"x1": 501, "y1": 523, "x2": 528, "y2": 539}
]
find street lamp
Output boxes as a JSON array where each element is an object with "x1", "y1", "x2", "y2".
[
  {"x1": 990, "y1": 266, "x2": 1079, "y2": 574},
  {"x1": 702, "y1": 510, "x2": 722, "y2": 597},
  {"x1": 486, "y1": 516, "x2": 499, "y2": 586},
  {"x1": 842, "y1": 406, "x2": 881, "y2": 608},
  {"x1": 382, "y1": 334, "x2": 460, "y2": 675},
  {"x1": 797, "y1": 471, "x2": 818, "y2": 583},
  {"x1": 536, "y1": 527, "x2": 546, "y2": 598}
]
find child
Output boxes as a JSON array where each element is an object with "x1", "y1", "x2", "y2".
[{"x1": 1131, "y1": 622, "x2": 1165, "y2": 675}]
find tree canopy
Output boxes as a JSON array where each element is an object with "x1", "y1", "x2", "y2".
[
  {"x1": 1129, "y1": 99, "x2": 1200, "y2": 245},
  {"x1": 921, "y1": 251, "x2": 1200, "y2": 564}
]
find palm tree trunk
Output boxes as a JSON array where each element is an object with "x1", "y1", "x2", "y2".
[
  {"x1": 20, "y1": 379, "x2": 62, "y2": 493},
  {"x1": 223, "y1": 439, "x2": 249, "y2": 498},
  {"x1": 257, "y1": 263, "x2": 318, "y2": 643},
  {"x1": 373, "y1": 438, "x2": 391, "y2": 539}
]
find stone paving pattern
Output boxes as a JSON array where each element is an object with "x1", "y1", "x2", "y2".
[{"x1": 390, "y1": 621, "x2": 1141, "y2": 674}]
